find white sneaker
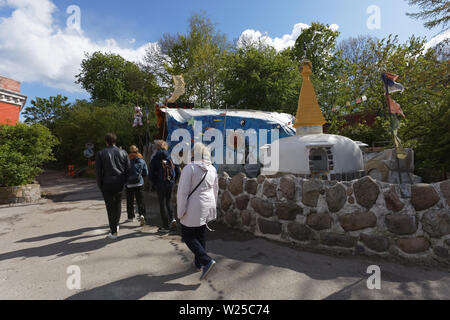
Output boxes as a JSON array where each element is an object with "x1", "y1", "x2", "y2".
[{"x1": 106, "y1": 233, "x2": 118, "y2": 240}]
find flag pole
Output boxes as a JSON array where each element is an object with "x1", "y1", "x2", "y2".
[{"x1": 382, "y1": 78, "x2": 404, "y2": 185}]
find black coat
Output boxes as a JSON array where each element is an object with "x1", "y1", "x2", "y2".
[
  {"x1": 96, "y1": 146, "x2": 130, "y2": 193},
  {"x1": 149, "y1": 150, "x2": 181, "y2": 187}
]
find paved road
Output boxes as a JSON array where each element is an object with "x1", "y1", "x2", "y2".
[{"x1": 0, "y1": 171, "x2": 449, "y2": 300}]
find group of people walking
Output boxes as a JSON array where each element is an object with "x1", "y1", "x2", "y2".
[{"x1": 95, "y1": 133, "x2": 218, "y2": 280}]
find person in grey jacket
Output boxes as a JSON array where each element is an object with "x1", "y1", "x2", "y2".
[{"x1": 96, "y1": 133, "x2": 130, "y2": 240}]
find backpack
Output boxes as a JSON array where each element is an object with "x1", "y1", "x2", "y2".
[
  {"x1": 160, "y1": 158, "x2": 176, "y2": 184},
  {"x1": 128, "y1": 158, "x2": 143, "y2": 185}
]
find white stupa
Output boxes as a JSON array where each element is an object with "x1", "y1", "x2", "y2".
[{"x1": 261, "y1": 60, "x2": 366, "y2": 181}]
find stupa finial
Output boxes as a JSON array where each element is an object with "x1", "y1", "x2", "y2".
[{"x1": 293, "y1": 60, "x2": 326, "y2": 131}]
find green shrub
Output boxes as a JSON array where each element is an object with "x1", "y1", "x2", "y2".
[
  {"x1": 0, "y1": 123, "x2": 59, "y2": 187},
  {"x1": 51, "y1": 101, "x2": 156, "y2": 166}
]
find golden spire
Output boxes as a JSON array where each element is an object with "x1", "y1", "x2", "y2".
[{"x1": 293, "y1": 60, "x2": 326, "y2": 128}]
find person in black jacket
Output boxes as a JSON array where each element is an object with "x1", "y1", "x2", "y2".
[
  {"x1": 149, "y1": 140, "x2": 180, "y2": 233},
  {"x1": 126, "y1": 145, "x2": 148, "y2": 226},
  {"x1": 96, "y1": 133, "x2": 130, "y2": 240}
]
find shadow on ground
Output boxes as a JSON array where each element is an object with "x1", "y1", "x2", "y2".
[
  {"x1": 67, "y1": 270, "x2": 200, "y2": 300},
  {"x1": 0, "y1": 226, "x2": 150, "y2": 261}
]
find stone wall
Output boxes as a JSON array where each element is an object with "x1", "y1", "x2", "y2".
[
  {"x1": 0, "y1": 184, "x2": 41, "y2": 205},
  {"x1": 216, "y1": 173, "x2": 450, "y2": 265}
]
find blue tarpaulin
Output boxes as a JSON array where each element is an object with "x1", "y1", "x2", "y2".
[{"x1": 161, "y1": 108, "x2": 296, "y2": 172}]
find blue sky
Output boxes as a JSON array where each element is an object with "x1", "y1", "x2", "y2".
[{"x1": 0, "y1": 0, "x2": 444, "y2": 117}]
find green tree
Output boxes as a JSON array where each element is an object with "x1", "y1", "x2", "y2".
[
  {"x1": 220, "y1": 44, "x2": 301, "y2": 114},
  {"x1": 329, "y1": 34, "x2": 449, "y2": 180},
  {"x1": 291, "y1": 22, "x2": 341, "y2": 80},
  {"x1": 22, "y1": 95, "x2": 71, "y2": 127},
  {"x1": 0, "y1": 123, "x2": 58, "y2": 186},
  {"x1": 76, "y1": 52, "x2": 161, "y2": 106},
  {"x1": 143, "y1": 12, "x2": 230, "y2": 108},
  {"x1": 50, "y1": 100, "x2": 156, "y2": 166},
  {"x1": 406, "y1": 0, "x2": 449, "y2": 32}
]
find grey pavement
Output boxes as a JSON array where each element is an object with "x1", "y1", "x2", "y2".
[{"x1": 0, "y1": 171, "x2": 449, "y2": 300}]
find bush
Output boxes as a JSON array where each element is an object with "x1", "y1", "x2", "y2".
[
  {"x1": 0, "y1": 123, "x2": 59, "y2": 187},
  {"x1": 50, "y1": 101, "x2": 157, "y2": 166}
]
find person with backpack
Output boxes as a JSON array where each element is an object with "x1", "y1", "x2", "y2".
[
  {"x1": 177, "y1": 143, "x2": 218, "y2": 281},
  {"x1": 149, "y1": 140, "x2": 180, "y2": 233},
  {"x1": 126, "y1": 145, "x2": 149, "y2": 226}
]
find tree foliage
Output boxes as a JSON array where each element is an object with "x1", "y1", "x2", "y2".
[
  {"x1": 406, "y1": 0, "x2": 449, "y2": 32},
  {"x1": 143, "y1": 12, "x2": 230, "y2": 108},
  {"x1": 49, "y1": 100, "x2": 155, "y2": 166},
  {"x1": 0, "y1": 123, "x2": 58, "y2": 186},
  {"x1": 22, "y1": 95, "x2": 71, "y2": 128},
  {"x1": 76, "y1": 52, "x2": 161, "y2": 106},
  {"x1": 221, "y1": 44, "x2": 301, "y2": 114},
  {"x1": 329, "y1": 33, "x2": 449, "y2": 180},
  {"x1": 291, "y1": 22, "x2": 341, "y2": 79}
]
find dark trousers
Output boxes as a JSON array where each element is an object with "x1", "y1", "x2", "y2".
[
  {"x1": 156, "y1": 184, "x2": 174, "y2": 229},
  {"x1": 126, "y1": 186, "x2": 146, "y2": 219},
  {"x1": 181, "y1": 224, "x2": 212, "y2": 267},
  {"x1": 102, "y1": 191, "x2": 122, "y2": 234}
]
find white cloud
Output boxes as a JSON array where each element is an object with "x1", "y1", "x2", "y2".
[
  {"x1": 329, "y1": 24, "x2": 339, "y2": 32},
  {"x1": 237, "y1": 22, "x2": 339, "y2": 52},
  {"x1": 0, "y1": 0, "x2": 156, "y2": 93},
  {"x1": 424, "y1": 29, "x2": 450, "y2": 51},
  {"x1": 0, "y1": 2, "x2": 348, "y2": 94}
]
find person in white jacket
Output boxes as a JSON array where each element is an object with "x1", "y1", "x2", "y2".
[{"x1": 177, "y1": 143, "x2": 218, "y2": 280}]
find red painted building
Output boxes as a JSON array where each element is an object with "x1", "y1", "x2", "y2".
[{"x1": 0, "y1": 76, "x2": 27, "y2": 125}]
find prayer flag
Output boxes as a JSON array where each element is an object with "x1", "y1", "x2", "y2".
[
  {"x1": 385, "y1": 94, "x2": 405, "y2": 118},
  {"x1": 381, "y1": 73, "x2": 405, "y2": 94}
]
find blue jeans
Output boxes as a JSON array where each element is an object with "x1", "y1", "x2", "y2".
[{"x1": 181, "y1": 224, "x2": 212, "y2": 267}]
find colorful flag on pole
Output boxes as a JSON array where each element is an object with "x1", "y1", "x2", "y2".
[
  {"x1": 385, "y1": 94, "x2": 405, "y2": 118},
  {"x1": 381, "y1": 73, "x2": 405, "y2": 94},
  {"x1": 332, "y1": 106, "x2": 341, "y2": 112},
  {"x1": 390, "y1": 114, "x2": 407, "y2": 159},
  {"x1": 382, "y1": 73, "x2": 407, "y2": 160}
]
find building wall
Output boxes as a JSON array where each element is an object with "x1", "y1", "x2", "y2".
[
  {"x1": 0, "y1": 101, "x2": 20, "y2": 125},
  {"x1": 0, "y1": 76, "x2": 25, "y2": 125}
]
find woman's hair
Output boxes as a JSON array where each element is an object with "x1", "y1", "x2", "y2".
[
  {"x1": 129, "y1": 145, "x2": 139, "y2": 153},
  {"x1": 192, "y1": 143, "x2": 211, "y2": 162},
  {"x1": 155, "y1": 140, "x2": 169, "y2": 151}
]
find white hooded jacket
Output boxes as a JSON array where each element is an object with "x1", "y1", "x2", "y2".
[{"x1": 177, "y1": 160, "x2": 218, "y2": 227}]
